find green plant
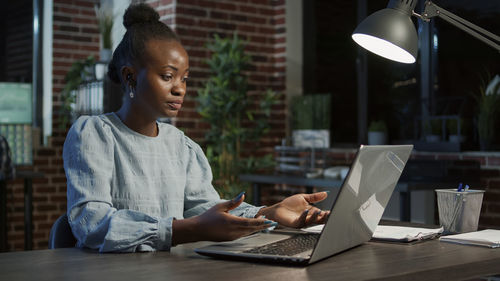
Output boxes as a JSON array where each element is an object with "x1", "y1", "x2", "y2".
[
  {"x1": 368, "y1": 120, "x2": 387, "y2": 133},
  {"x1": 196, "y1": 33, "x2": 280, "y2": 199},
  {"x1": 291, "y1": 94, "x2": 331, "y2": 130},
  {"x1": 60, "y1": 56, "x2": 96, "y2": 129},
  {"x1": 475, "y1": 74, "x2": 500, "y2": 149},
  {"x1": 95, "y1": 4, "x2": 114, "y2": 49}
]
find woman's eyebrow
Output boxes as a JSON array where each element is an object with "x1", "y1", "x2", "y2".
[
  {"x1": 162, "y1": 65, "x2": 189, "y2": 73},
  {"x1": 162, "y1": 65, "x2": 178, "y2": 71}
]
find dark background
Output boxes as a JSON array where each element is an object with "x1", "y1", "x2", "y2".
[{"x1": 303, "y1": 0, "x2": 500, "y2": 148}]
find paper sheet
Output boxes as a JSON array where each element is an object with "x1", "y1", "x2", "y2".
[
  {"x1": 302, "y1": 224, "x2": 444, "y2": 242},
  {"x1": 439, "y1": 229, "x2": 500, "y2": 248}
]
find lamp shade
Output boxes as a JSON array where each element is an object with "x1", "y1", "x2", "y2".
[{"x1": 352, "y1": 8, "x2": 418, "y2": 63}]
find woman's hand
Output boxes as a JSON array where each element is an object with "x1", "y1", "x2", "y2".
[
  {"x1": 256, "y1": 192, "x2": 330, "y2": 228},
  {"x1": 172, "y1": 193, "x2": 275, "y2": 245}
]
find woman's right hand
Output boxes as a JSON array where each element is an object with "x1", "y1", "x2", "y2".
[{"x1": 172, "y1": 193, "x2": 275, "y2": 245}]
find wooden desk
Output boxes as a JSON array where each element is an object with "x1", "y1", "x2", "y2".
[{"x1": 0, "y1": 239, "x2": 499, "y2": 281}]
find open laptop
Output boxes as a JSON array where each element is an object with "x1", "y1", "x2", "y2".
[{"x1": 195, "y1": 145, "x2": 414, "y2": 265}]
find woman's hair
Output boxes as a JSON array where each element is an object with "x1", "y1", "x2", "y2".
[{"x1": 107, "y1": 3, "x2": 180, "y2": 84}]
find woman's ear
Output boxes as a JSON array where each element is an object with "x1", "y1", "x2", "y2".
[{"x1": 120, "y1": 66, "x2": 136, "y2": 86}]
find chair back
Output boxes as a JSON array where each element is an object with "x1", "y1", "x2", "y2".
[{"x1": 48, "y1": 214, "x2": 77, "y2": 249}]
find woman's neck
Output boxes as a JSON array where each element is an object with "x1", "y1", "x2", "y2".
[{"x1": 115, "y1": 102, "x2": 158, "y2": 137}]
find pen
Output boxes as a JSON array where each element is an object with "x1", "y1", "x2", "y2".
[{"x1": 457, "y1": 183, "x2": 463, "y2": 192}]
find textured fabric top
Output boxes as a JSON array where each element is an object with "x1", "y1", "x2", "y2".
[{"x1": 63, "y1": 112, "x2": 261, "y2": 252}]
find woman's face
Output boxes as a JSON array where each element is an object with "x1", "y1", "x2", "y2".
[{"x1": 133, "y1": 39, "x2": 189, "y2": 118}]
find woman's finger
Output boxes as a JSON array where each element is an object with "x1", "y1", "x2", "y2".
[{"x1": 305, "y1": 210, "x2": 320, "y2": 225}]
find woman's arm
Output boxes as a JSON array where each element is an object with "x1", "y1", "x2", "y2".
[
  {"x1": 64, "y1": 117, "x2": 172, "y2": 252},
  {"x1": 172, "y1": 193, "x2": 272, "y2": 245}
]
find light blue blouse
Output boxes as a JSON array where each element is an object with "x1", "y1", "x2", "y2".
[{"x1": 63, "y1": 113, "x2": 261, "y2": 252}]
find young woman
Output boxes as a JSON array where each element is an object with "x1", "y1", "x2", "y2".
[{"x1": 63, "y1": 3, "x2": 329, "y2": 252}]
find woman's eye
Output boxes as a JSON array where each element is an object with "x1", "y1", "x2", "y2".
[
  {"x1": 182, "y1": 76, "x2": 189, "y2": 83},
  {"x1": 162, "y1": 74, "x2": 173, "y2": 81}
]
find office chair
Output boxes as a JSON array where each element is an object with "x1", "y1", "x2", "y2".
[{"x1": 48, "y1": 213, "x2": 77, "y2": 249}]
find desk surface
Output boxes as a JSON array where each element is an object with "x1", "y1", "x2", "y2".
[{"x1": 1, "y1": 239, "x2": 499, "y2": 281}]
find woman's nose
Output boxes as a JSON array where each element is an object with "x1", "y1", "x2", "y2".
[{"x1": 171, "y1": 81, "x2": 186, "y2": 97}]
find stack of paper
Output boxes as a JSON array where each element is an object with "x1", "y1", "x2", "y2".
[
  {"x1": 302, "y1": 224, "x2": 443, "y2": 243},
  {"x1": 372, "y1": 225, "x2": 443, "y2": 242},
  {"x1": 439, "y1": 229, "x2": 500, "y2": 248}
]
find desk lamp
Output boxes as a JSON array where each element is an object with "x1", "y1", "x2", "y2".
[{"x1": 352, "y1": 0, "x2": 500, "y2": 63}]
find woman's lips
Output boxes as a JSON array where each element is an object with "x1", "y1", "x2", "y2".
[{"x1": 167, "y1": 101, "x2": 182, "y2": 110}]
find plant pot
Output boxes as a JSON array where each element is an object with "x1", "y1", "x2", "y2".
[
  {"x1": 95, "y1": 63, "x2": 106, "y2": 80},
  {"x1": 368, "y1": 131, "x2": 387, "y2": 145},
  {"x1": 292, "y1": 130, "x2": 330, "y2": 148},
  {"x1": 425, "y1": 135, "x2": 440, "y2": 143},
  {"x1": 100, "y1": 49, "x2": 112, "y2": 62}
]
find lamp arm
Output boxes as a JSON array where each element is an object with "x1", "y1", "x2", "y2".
[{"x1": 417, "y1": 0, "x2": 500, "y2": 52}]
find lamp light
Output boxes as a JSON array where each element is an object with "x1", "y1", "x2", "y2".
[{"x1": 352, "y1": 0, "x2": 500, "y2": 64}]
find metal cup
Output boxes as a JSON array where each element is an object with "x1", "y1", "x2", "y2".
[{"x1": 435, "y1": 189, "x2": 485, "y2": 234}]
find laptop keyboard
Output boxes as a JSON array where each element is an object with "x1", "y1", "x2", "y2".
[{"x1": 243, "y1": 233, "x2": 320, "y2": 256}]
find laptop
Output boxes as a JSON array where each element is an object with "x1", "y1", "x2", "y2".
[{"x1": 195, "y1": 145, "x2": 414, "y2": 265}]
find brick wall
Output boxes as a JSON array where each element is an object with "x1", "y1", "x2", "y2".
[
  {"x1": 4, "y1": 0, "x2": 287, "y2": 251},
  {"x1": 5, "y1": 0, "x2": 100, "y2": 251},
  {"x1": 163, "y1": 0, "x2": 288, "y2": 152}
]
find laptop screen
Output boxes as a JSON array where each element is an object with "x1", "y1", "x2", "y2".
[{"x1": 309, "y1": 145, "x2": 413, "y2": 263}]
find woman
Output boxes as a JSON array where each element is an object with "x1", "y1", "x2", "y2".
[{"x1": 63, "y1": 3, "x2": 329, "y2": 252}]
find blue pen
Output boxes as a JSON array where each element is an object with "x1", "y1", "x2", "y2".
[{"x1": 457, "y1": 183, "x2": 463, "y2": 192}]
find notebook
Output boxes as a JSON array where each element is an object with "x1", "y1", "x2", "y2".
[
  {"x1": 195, "y1": 145, "x2": 414, "y2": 265},
  {"x1": 440, "y1": 229, "x2": 500, "y2": 248}
]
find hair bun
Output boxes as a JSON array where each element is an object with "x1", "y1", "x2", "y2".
[{"x1": 123, "y1": 3, "x2": 160, "y2": 30}]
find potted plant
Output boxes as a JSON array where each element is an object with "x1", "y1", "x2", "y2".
[
  {"x1": 475, "y1": 74, "x2": 500, "y2": 151},
  {"x1": 290, "y1": 94, "x2": 331, "y2": 148},
  {"x1": 368, "y1": 120, "x2": 388, "y2": 145},
  {"x1": 60, "y1": 56, "x2": 96, "y2": 129},
  {"x1": 196, "y1": 33, "x2": 280, "y2": 199},
  {"x1": 95, "y1": 4, "x2": 114, "y2": 62}
]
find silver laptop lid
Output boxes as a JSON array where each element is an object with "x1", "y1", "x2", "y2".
[{"x1": 309, "y1": 145, "x2": 413, "y2": 264}]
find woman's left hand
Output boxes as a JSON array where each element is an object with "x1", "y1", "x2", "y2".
[{"x1": 256, "y1": 192, "x2": 330, "y2": 228}]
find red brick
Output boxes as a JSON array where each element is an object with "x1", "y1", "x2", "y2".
[
  {"x1": 216, "y1": 2, "x2": 237, "y2": 11},
  {"x1": 250, "y1": 0, "x2": 269, "y2": 5},
  {"x1": 247, "y1": 16, "x2": 267, "y2": 24},
  {"x1": 239, "y1": 5, "x2": 258, "y2": 14},
  {"x1": 197, "y1": 0, "x2": 216, "y2": 8},
  {"x1": 72, "y1": 17, "x2": 96, "y2": 24},
  {"x1": 210, "y1": 11, "x2": 228, "y2": 19},
  {"x1": 177, "y1": 6, "x2": 207, "y2": 17},
  {"x1": 176, "y1": 16, "x2": 196, "y2": 26},
  {"x1": 274, "y1": 8, "x2": 285, "y2": 15}
]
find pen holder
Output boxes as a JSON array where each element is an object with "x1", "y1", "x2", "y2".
[{"x1": 435, "y1": 189, "x2": 485, "y2": 234}]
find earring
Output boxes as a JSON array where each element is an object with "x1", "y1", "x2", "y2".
[{"x1": 129, "y1": 84, "x2": 135, "y2": 99}]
